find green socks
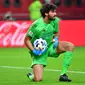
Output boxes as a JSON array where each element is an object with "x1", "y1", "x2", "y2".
[{"x1": 61, "y1": 51, "x2": 73, "y2": 75}]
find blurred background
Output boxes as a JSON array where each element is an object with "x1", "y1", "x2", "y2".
[
  {"x1": 0, "y1": 0, "x2": 85, "y2": 47},
  {"x1": 0, "y1": 0, "x2": 85, "y2": 20}
]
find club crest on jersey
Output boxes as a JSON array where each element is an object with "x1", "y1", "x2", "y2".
[{"x1": 28, "y1": 30, "x2": 33, "y2": 36}]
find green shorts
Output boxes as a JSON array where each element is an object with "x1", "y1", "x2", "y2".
[{"x1": 30, "y1": 43, "x2": 60, "y2": 67}]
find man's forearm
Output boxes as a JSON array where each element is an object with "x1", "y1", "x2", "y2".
[{"x1": 24, "y1": 36, "x2": 34, "y2": 51}]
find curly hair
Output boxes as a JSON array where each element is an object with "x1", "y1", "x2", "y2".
[{"x1": 40, "y1": 3, "x2": 57, "y2": 18}]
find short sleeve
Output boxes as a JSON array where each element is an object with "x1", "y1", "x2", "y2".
[{"x1": 26, "y1": 22, "x2": 37, "y2": 38}]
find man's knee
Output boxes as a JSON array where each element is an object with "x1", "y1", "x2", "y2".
[
  {"x1": 67, "y1": 42, "x2": 74, "y2": 51},
  {"x1": 34, "y1": 76, "x2": 42, "y2": 82},
  {"x1": 33, "y1": 64, "x2": 43, "y2": 82}
]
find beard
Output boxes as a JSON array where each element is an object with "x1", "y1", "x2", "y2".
[{"x1": 48, "y1": 15, "x2": 56, "y2": 21}]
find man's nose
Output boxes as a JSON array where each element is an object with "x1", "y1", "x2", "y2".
[{"x1": 54, "y1": 12, "x2": 57, "y2": 16}]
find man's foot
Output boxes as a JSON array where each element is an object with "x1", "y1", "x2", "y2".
[
  {"x1": 59, "y1": 74, "x2": 72, "y2": 82},
  {"x1": 27, "y1": 72, "x2": 32, "y2": 78}
]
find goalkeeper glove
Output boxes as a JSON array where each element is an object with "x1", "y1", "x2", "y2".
[
  {"x1": 32, "y1": 49, "x2": 42, "y2": 56},
  {"x1": 53, "y1": 36, "x2": 58, "y2": 48}
]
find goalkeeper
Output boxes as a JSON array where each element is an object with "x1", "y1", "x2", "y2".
[{"x1": 24, "y1": 3, "x2": 74, "y2": 82}]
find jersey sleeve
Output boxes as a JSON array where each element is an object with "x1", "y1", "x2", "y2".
[
  {"x1": 54, "y1": 17, "x2": 60, "y2": 33},
  {"x1": 26, "y1": 22, "x2": 37, "y2": 38}
]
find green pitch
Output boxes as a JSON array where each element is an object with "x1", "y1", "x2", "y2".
[{"x1": 0, "y1": 47, "x2": 85, "y2": 85}]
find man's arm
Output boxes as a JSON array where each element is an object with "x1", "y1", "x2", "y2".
[
  {"x1": 24, "y1": 35, "x2": 34, "y2": 51},
  {"x1": 24, "y1": 35, "x2": 43, "y2": 55},
  {"x1": 54, "y1": 31, "x2": 59, "y2": 37}
]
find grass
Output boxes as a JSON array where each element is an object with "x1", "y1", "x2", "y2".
[{"x1": 0, "y1": 47, "x2": 85, "y2": 85}]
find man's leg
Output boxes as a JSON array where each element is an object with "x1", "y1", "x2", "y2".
[
  {"x1": 27, "y1": 64, "x2": 43, "y2": 82},
  {"x1": 57, "y1": 41, "x2": 74, "y2": 82}
]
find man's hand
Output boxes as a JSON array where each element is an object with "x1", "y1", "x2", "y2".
[
  {"x1": 53, "y1": 36, "x2": 58, "y2": 48},
  {"x1": 32, "y1": 49, "x2": 42, "y2": 56},
  {"x1": 32, "y1": 47, "x2": 48, "y2": 56}
]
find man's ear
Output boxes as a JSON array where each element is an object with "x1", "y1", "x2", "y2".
[{"x1": 45, "y1": 13, "x2": 48, "y2": 16}]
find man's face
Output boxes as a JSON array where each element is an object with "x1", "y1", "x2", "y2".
[{"x1": 48, "y1": 10, "x2": 57, "y2": 20}]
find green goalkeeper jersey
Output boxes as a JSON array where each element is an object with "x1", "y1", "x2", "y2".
[{"x1": 26, "y1": 17, "x2": 60, "y2": 46}]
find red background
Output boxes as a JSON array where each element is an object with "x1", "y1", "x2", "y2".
[
  {"x1": 0, "y1": 20, "x2": 85, "y2": 47},
  {"x1": 59, "y1": 20, "x2": 85, "y2": 46}
]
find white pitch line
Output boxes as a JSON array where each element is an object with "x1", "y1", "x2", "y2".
[{"x1": 0, "y1": 66, "x2": 85, "y2": 74}]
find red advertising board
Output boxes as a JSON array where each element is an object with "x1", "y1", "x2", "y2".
[
  {"x1": 0, "y1": 20, "x2": 85, "y2": 47},
  {"x1": 0, "y1": 21, "x2": 32, "y2": 47},
  {"x1": 59, "y1": 20, "x2": 85, "y2": 46}
]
